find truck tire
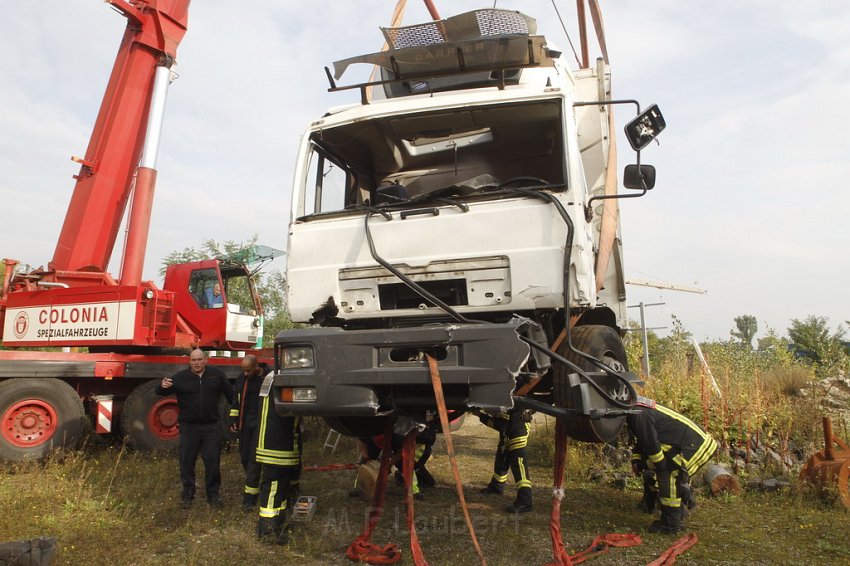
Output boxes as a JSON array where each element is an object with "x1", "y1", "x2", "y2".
[
  {"x1": 552, "y1": 325, "x2": 630, "y2": 443},
  {"x1": 0, "y1": 378, "x2": 87, "y2": 462},
  {"x1": 323, "y1": 416, "x2": 389, "y2": 438},
  {"x1": 121, "y1": 380, "x2": 179, "y2": 452}
]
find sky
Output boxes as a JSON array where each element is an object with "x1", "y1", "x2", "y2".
[{"x1": 1, "y1": 1, "x2": 849, "y2": 342}]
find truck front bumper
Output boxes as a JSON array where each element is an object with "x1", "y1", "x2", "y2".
[{"x1": 272, "y1": 319, "x2": 530, "y2": 417}]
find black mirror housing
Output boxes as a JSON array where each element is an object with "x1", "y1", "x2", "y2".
[
  {"x1": 623, "y1": 164, "x2": 656, "y2": 190},
  {"x1": 624, "y1": 104, "x2": 665, "y2": 151}
]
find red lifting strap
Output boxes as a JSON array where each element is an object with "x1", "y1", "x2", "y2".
[
  {"x1": 402, "y1": 431, "x2": 428, "y2": 565},
  {"x1": 647, "y1": 533, "x2": 699, "y2": 566},
  {"x1": 346, "y1": 419, "x2": 402, "y2": 565},
  {"x1": 545, "y1": 418, "x2": 642, "y2": 565},
  {"x1": 426, "y1": 355, "x2": 488, "y2": 565}
]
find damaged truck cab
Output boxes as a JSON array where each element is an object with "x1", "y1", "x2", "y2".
[{"x1": 273, "y1": 9, "x2": 663, "y2": 440}]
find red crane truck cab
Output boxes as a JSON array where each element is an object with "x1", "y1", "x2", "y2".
[{"x1": 163, "y1": 259, "x2": 263, "y2": 350}]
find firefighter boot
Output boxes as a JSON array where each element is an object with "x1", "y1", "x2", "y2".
[
  {"x1": 275, "y1": 525, "x2": 292, "y2": 546},
  {"x1": 242, "y1": 492, "x2": 258, "y2": 512},
  {"x1": 504, "y1": 487, "x2": 533, "y2": 514},
  {"x1": 257, "y1": 516, "x2": 281, "y2": 542},
  {"x1": 415, "y1": 466, "x2": 436, "y2": 488},
  {"x1": 480, "y1": 479, "x2": 505, "y2": 495},
  {"x1": 648, "y1": 505, "x2": 684, "y2": 534}
]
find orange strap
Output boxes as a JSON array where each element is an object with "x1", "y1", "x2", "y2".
[
  {"x1": 426, "y1": 355, "x2": 487, "y2": 566},
  {"x1": 647, "y1": 533, "x2": 698, "y2": 566},
  {"x1": 346, "y1": 419, "x2": 402, "y2": 565},
  {"x1": 402, "y1": 431, "x2": 428, "y2": 565},
  {"x1": 547, "y1": 417, "x2": 572, "y2": 565},
  {"x1": 345, "y1": 538, "x2": 401, "y2": 565},
  {"x1": 546, "y1": 418, "x2": 642, "y2": 565}
]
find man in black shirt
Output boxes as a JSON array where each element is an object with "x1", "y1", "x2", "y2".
[
  {"x1": 157, "y1": 348, "x2": 234, "y2": 508},
  {"x1": 229, "y1": 354, "x2": 266, "y2": 511}
]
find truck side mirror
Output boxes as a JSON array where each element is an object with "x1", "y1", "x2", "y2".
[
  {"x1": 623, "y1": 164, "x2": 656, "y2": 190},
  {"x1": 624, "y1": 104, "x2": 665, "y2": 151}
]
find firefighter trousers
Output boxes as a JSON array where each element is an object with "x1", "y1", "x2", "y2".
[
  {"x1": 239, "y1": 424, "x2": 261, "y2": 498},
  {"x1": 257, "y1": 464, "x2": 301, "y2": 537}
]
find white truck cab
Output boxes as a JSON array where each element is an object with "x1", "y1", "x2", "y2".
[{"x1": 274, "y1": 9, "x2": 664, "y2": 441}]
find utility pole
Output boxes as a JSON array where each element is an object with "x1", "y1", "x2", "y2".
[
  {"x1": 625, "y1": 279, "x2": 706, "y2": 378},
  {"x1": 627, "y1": 302, "x2": 665, "y2": 378}
]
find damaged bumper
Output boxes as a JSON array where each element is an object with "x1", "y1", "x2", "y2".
[{"x1": 272, "y1": 319, "x2": 530, "y2": 417}]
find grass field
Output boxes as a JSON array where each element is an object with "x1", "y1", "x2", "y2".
[{"x1": 2, "y1": 417, "x2": 850, "y2": 565}]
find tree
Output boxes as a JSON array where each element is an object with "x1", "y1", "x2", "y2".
[
  {"x1": 730, "y1": 314, "x2": 758, "y2": 349},
  {"x1": 160, "y1": 237, "x2": 293, "y2": 347},
  {"x1": 787, "y1": 315, "x2": 849, "y2": 377},
  {"x1": 787, "y1": 316, "x2": 834, "y2": 362}
]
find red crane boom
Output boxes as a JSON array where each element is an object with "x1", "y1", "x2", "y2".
[{"x1": 51, "y1": 0, "x2": 189, "y2": 283}]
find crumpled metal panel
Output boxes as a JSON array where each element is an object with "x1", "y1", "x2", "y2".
[{"x1": 332, "y1": 35, "x2": 552, "y2": 81}]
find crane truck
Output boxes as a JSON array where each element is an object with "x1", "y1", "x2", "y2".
[
  {"x1": 272, "y1": 6, "x2": 666, "y2": 442},
  {"x1": 0, "y1": 1, "x2": 267, "y2": 462}
]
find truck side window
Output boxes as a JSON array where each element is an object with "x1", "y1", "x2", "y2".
[
  {"x1": 189, "y1": 268, "x2": 223, "y2": 309},
  {"x1": 304, "y1": 144, "x2": 354, "y2": 214}
]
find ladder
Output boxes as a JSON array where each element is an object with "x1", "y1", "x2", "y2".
[{"x1": 323, "y1": 428, "x2": 342, "y2": 454}]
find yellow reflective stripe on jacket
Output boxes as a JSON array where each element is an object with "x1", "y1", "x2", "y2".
[
  {"x1": 655, "y1": 404, "x2": 710, "y2": 442},
  {"x1": 229, "y1": 409, "x2": 240, "y2": 417},
  {"x1": 256, "y1": 448, "x2": 300, "y2": 458},
  {"x1": 685, "y1": 436, "x2": 717, "y2": 476},
  {"x1": 257, "y1": 456, "x2": 300, "y2": 466},
  {"x1": 258, "y1": 395, "x2": 271, "y2": 450},
  {"x1": 648, "y1": 450, "x2": 665, "y2": 463}
]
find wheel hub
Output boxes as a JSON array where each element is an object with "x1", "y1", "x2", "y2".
[
  {"x1": 2, "y1": 399, "x2": 58, "y2": 448},
  {"x1": 147, "y1": 398, "x2": 180, "y2": 440}
]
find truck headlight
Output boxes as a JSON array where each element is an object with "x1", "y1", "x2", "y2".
[{"x1": 283, "y1": 346, "x2": 315, "y2": 369}]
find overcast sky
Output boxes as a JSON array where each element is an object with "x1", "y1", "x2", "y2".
[{"x1": 2, "y1": 1, "x2": 849, "y2": 342}]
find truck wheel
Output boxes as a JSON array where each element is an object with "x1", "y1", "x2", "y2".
[
  {"x1": 0, "y1": 378, "x2": 86, "y2": 462},
  {"x1": 121, "y1": 380, "x2": 179, "y2": 452},
  {"x1": 323, "y1": 416, "x2": 389, "y2": 438},
  {"x1": 552, "y1": 325, "x2": 630, "y2": 443}
]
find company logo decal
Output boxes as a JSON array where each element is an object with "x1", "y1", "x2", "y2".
[{"x1": 13, "y1": 312, "x2": 29, "y2": 339}]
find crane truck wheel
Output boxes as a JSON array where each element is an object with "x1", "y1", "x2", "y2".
[
  {"x1": 0, "y1": 378, "x2": 87, "y2": 462},
  {"x1": 323, "y1": 416, "x2": 389, "y2": 438},
  {"x1": 121, "y1": 380, "x2": 179, "y2": 452},
  {"x1": 552, "y1": 324, "x2": 631, "y2": 444}
]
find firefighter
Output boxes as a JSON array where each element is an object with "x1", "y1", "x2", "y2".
[
  {"x1": 626, "y1": 396, "x2": 717, "y2": 534},
  {"x1": 478, "y1": 408, "x2": 534, "y2": 513},
  {"x1": 228, "y1": 354, "x2": 266, "y2": 511},
  {"x1": 255, "y1": 374, "x2": 302, "y2": 545}
]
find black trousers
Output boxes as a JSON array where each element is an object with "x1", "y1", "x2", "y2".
[
  {"x1": 178, "y1": 421, "x2": 222, "y2": 500},
  {"x1": 490, "y1": 411, "x2": 532, "y2": 503},
  {"x1": 239, "y1": 424, "x2": 261, "y2": 496}
]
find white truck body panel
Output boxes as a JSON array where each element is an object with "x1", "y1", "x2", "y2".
[{"x1": 285, "y1": 62, "x2": 609, "y2": 324}]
